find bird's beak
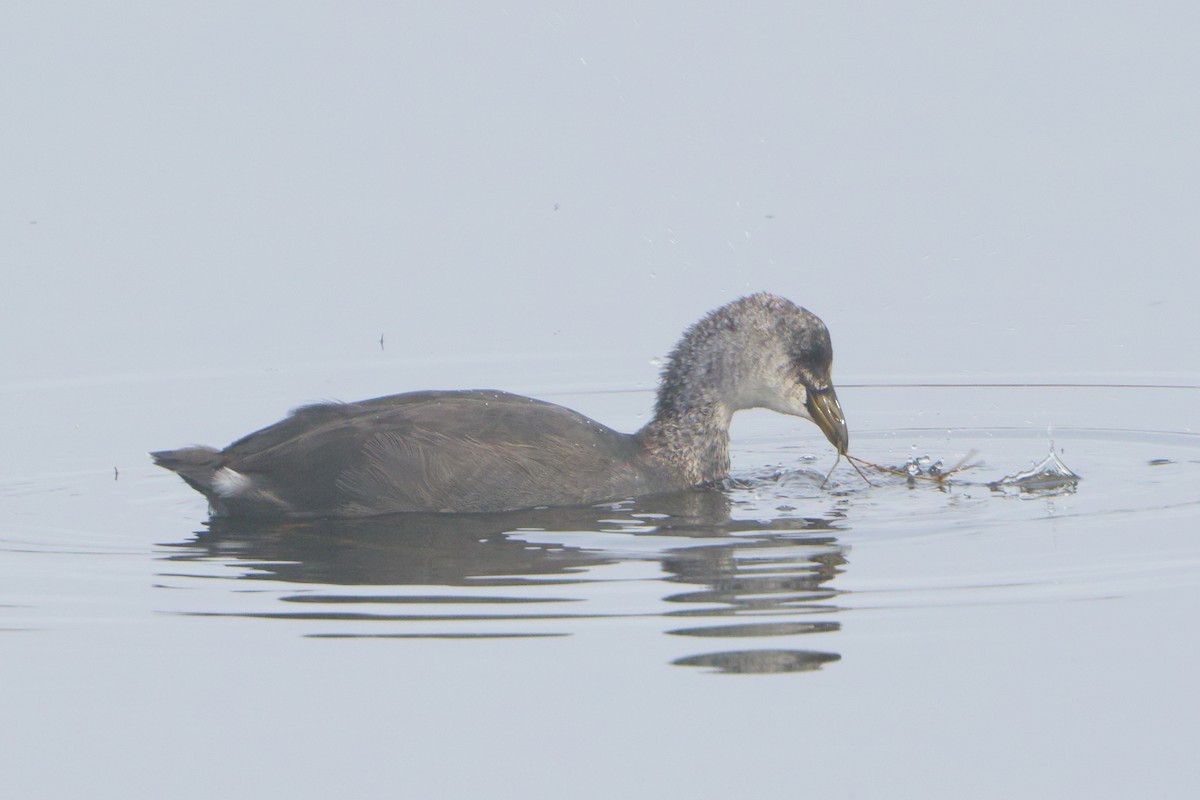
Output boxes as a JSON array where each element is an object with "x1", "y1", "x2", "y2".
[{"x1": 806, "y1": 386, "x2": 849, "y2": 455}]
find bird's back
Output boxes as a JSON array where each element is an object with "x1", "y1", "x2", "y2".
[{"x1": 154, "y1": 390, "x2": 673, "y2": 516}]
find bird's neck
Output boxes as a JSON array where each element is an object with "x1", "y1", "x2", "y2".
[
  {"x1": 637, "y1": 401, "x2": 732, "y2": 486},
  {"x1": 635, "y1": 316, "x2": 749, "y2": 485}
]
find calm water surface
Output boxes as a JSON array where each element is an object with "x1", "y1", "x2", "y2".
[
  {"x1": 2, "y1": 368, "x2": 1198, "y2": 799},
  {"x1": 7, "y1": 3, "x2": 1200, "y2": 797}
]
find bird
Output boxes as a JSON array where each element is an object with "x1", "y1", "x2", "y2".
[{"x1": 152, "y1": 293, "x2": 848, "y2": 517}]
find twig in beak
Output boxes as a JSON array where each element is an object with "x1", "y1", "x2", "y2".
[
  {"x1": 820, "y1": 452, "x2": 877, "y2": 489},
  {"x1": 847, "y1": 455, "x2": 876, "y2": 486},
  {"x1": 821, "y1": 453, "x2": 841, "y2": 489}
]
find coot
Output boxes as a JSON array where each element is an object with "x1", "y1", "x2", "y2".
[{"x1": 152, "y1": 293, "x2": 848, "y2": 516}]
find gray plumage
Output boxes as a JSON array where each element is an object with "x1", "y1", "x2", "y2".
[{"x1": 152, "y1": 293, "x2": 848, "y2": 517}]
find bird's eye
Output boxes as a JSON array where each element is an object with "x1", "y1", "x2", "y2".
[{"x1": 807, "y1": 341, "x2": 833, "y2": 372}]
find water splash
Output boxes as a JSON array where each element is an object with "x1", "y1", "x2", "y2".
[
  {"x1": 991, "y1": 449, "x2": 1080, "y2": 494},
  {"x1": 903, "y1": 454, "x2": 944, "y2": 479}
]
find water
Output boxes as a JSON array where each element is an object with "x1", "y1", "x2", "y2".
[
  {"x1": 3, "y1": 372, "x2": 1198, "y2": 799},
  {"x1": 6, "y1": 4, "x2": 1200, "y2": 796}
]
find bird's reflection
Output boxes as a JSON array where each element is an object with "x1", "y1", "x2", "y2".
[{"x1": 161, "y1": 487, "x2": 847, "y2": 673}]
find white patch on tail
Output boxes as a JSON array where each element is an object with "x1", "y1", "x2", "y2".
[{"x1": 212, "y1": 467, "x2": 253, "y2": 498}]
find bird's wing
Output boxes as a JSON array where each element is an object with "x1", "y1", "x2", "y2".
[{"x1": 224, "y1": 392, "x2": 654, "y2": 515}]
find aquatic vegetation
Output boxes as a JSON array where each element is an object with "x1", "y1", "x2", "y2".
[
  {"x1": 842, "y1": 447, "x2": 1080, "y2": 496},
  {"x1": 844, "y1": 450, "x2": 981, "y2": 488}
]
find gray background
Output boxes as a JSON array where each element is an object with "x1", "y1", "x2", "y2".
[{"x1": 5, "y1": 1, "x2": 1198, "y2": 392}]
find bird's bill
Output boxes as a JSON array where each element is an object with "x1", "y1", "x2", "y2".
[{"x1": 807, "y1": 387, "x2": 849, "y2": 455}]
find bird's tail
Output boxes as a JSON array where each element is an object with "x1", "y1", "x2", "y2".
[{"x1": 150, "y1": 446, "x2": 222, "y2": 498}]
